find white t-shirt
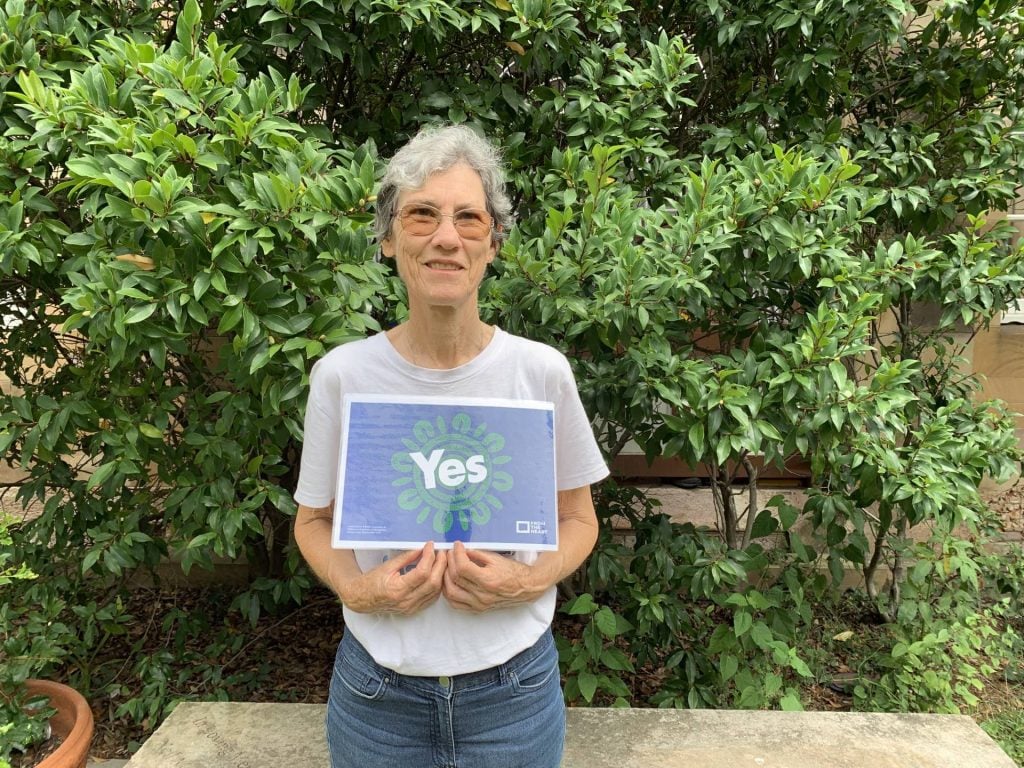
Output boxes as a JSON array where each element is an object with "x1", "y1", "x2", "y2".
[{"x1": 294, "y1": 327, "x2": 608, "y2": 675}]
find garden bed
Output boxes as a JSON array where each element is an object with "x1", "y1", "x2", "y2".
[{"x1": 30, "y1": 485, "x2": 1022, "y2": 764}]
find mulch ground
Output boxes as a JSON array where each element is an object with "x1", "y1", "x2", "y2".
[
  {"x1": 81, "y1": 588, "x2": 342, "y2": 759},
  {"x1": 10, "y1": 734, "x2": 61, "y2": 768}
]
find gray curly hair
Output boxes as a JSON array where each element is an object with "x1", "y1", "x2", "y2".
[{"x1": 373, "y1": 124, "x2": 514, "y2": 245}]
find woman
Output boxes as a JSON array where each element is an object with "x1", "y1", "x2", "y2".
[{"x1": 293, "y1": 124, "x2": 608, "y2": 768}]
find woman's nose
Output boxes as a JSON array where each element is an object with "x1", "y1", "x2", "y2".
[{"x1": 431, "y1": 215, "x2": 461, "y2": 247}]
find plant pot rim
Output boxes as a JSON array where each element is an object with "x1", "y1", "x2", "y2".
[{"x1": 24, "y1": 679, "x2": 94, "y2": 768}]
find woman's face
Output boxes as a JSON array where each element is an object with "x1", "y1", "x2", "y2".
[{"x1": 381, "y1": 163, "x2": 497, "y2": 314}]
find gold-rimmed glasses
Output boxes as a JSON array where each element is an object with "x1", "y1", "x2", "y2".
[{"x1": 397, "y1": 203, "x2": 496, "y2": 240}]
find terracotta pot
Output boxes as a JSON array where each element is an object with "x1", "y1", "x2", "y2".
[{"x1": 23, "y1": 679, "x2": 94, "y2": 768}]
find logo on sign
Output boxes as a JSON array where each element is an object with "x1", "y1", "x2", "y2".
[{"x1": 391, "y1": 413, "x2": 513, "y2": 535}]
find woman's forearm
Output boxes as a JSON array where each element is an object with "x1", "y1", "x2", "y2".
[
  {"x1": 294, "y1": 503, "x2": 363, "y2": 598},
  {"x1": 443, "y1": 485, "x2": 599, "y2": 610},
  {"x1": 524, "y1": 485, "x2": 599, "y2": 595},
  {"x1": 294, "y1": 503, "x2": 448, "y2": 614}
]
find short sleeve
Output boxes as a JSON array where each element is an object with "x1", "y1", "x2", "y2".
[
  {"x1": 552, "y1": 355, "x2": 609, "y2": 491},
  {"x1": 293, "y1": 358, "x2": 342, "y2": 508}
]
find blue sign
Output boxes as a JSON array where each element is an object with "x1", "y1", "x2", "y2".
[{"x1": 333, "y1": 395, "x2": 558, "y2": 551}]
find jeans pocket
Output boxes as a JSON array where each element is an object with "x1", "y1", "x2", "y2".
[
  {"x1": 510, "y1": 649, "x2": 559, "y2": 696},
  {"x1": 334, "y1": 654, "x2": 389, "y2": 701}
]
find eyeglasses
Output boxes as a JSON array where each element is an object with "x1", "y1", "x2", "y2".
[{"x1": 396, "y1": 203, "x2": 497, "y2": 240}]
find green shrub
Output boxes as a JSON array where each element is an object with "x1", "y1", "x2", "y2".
[
  {"x1": 2, "y1": 1, "x2": 388, "y2": 609},
  {"x1": 854, "y1": 538, "x2": 1024, "y2": 713},
  {"x1": 2, "y1": 0, "x2": 1024, "y2": 739},
  {"x1": 0, "y1": 514, "x2": 65, "y2": 764}
]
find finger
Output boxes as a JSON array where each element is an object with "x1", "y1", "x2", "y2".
[
  {"x1": 404, "y1": 554, "x2": 445, "y2": 607},
  {"x1": 442, "y1": 569, "x2": 479, "y2": 611},
  {"x1": 445, "y1": 542, "x2": 463, "y2": 581},
  {"x1": 406, "y1": 584, "x2": 443, "y2": 613},
  {"x1": 395, "y1": 575, "x2": 444, "y2": 614},
  {"x1": 386, "y1": 546, "x2": 427, "y2": 574},
  {"x1": 410, "y1": 541, "x2": 436, "y2": 573},
  {"x1": 449, "y1": 542, "x2": 481, "y2": 577},
  {"x1": 375, "y1": 550, "x2": 428, "y2": 604},
  {"x1": 449, "y1": 541, "x2": 466, "y2": 565},
  {"x1": 428, "y1": 546, "x2": 448, "y2": 581},
  {"x1": 462, "y1": 547, "x2": 499, "y2": 567},
  {"x1": 391, "y1": 543, "x2": 439, "y2": 588},
  {"x1": 407, "y1": 546, "x2": 446, "y2": 600}
]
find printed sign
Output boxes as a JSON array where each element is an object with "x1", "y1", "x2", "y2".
[{"x1": 333, "y1": 395, "x2": 558, "y2": 551}]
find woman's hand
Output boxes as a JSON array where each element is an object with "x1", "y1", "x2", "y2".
[
  {"x1": 295, "y1": 504, "x2": 448, "y2": 616},
  {"x1": 442, "y1": 486, "x2": 599, "y2": 612},
  {"x1": 339, "y1": 542, "x2": 448, "y2": 615},
  {"x1": 442, "y1": 542, "x2": 549, "y2": 612}
]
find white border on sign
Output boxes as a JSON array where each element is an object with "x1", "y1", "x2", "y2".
[{"x1": 333, "y1": 394, "x2": 558, "y2": 551}]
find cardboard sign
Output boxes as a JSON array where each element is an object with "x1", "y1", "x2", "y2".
[{"x1": 333, "y1": 395, "x2": 558, "y2": 551}]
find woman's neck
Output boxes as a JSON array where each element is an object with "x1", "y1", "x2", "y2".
[{"x1": 387, "y1": 312, "x2": 494, "y2": 370}]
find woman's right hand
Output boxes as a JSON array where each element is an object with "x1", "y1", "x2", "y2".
[
  {"x1": 335, "y1": 542, "x2": 447, "y2": 615},
  {"x1": 294, "y1": 504, "x2": 447, "y2": 616}
]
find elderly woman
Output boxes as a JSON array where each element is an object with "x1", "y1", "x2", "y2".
[{"x1": 293, "y1": 125, "x2": 608, "y2": 768}]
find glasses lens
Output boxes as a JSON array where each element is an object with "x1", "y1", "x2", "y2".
[
  {"x1": 398, "y1": 205, "x2": 493, "y2": 239},
  {"x1": 401, "y1": 205, "x2": 442, "y2": 235},
  {"x1": 454, "y1": 210, "x2": 492, "y2": 240}
]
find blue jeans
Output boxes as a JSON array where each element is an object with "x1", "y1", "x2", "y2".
[{"x1": 326, "y1": 629, "x2": 565, "y2": 768}]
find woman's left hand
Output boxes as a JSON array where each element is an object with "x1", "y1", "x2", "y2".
[{"x1": 442, "y1": 541, "x2": 550, "y2": 612}]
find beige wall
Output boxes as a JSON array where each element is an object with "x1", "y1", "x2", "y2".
[
  {"x1": 973, "y1": 321, "x2": 1024, "y2": 428},
  {"x1": 977, "y1": 212, "x2": 1024, "y2": 428}
]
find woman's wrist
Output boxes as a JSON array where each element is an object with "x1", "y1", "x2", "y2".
[
  {"x1": 327, "y1": 558, "x2": 359, "y2": 606},
  {"x1": 524, "y1": 551, "x2": 566, "y2": 598}
]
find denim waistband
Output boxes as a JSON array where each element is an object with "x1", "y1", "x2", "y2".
[{"x1": 341, "y1": 628, "x2": 555, "y2": 693}]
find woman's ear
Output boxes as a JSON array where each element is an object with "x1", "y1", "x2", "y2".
[
  {"x1": 381, "y1": 236, "x2": 395, "y2": 259},
  {"x1": 486, "y1": 228, "x2": 502, "y2": 264}
]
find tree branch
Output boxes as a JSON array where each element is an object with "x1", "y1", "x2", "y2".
[{"x1": 740, "y1": 455, "x2": 759, "y2": 549}]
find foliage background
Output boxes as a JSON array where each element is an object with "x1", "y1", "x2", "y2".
[{"x1": 2, "y1": 0, "x2": 1024, "y2": 759}]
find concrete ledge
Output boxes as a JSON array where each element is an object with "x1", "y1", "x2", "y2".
[
  {"x1": 564, "y1": 709, "x2": 1016, "y2": 767},
  {"x1": 125, "y1": 702, "x2": 1016, "y2": 767}
]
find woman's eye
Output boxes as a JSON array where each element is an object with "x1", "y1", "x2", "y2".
[
  {"x1": 407, "y1": 206, "x2": 439, "y2": 220},
  {"x1": 455, "y1": 211, "x2": 486, "y2": 224}
]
